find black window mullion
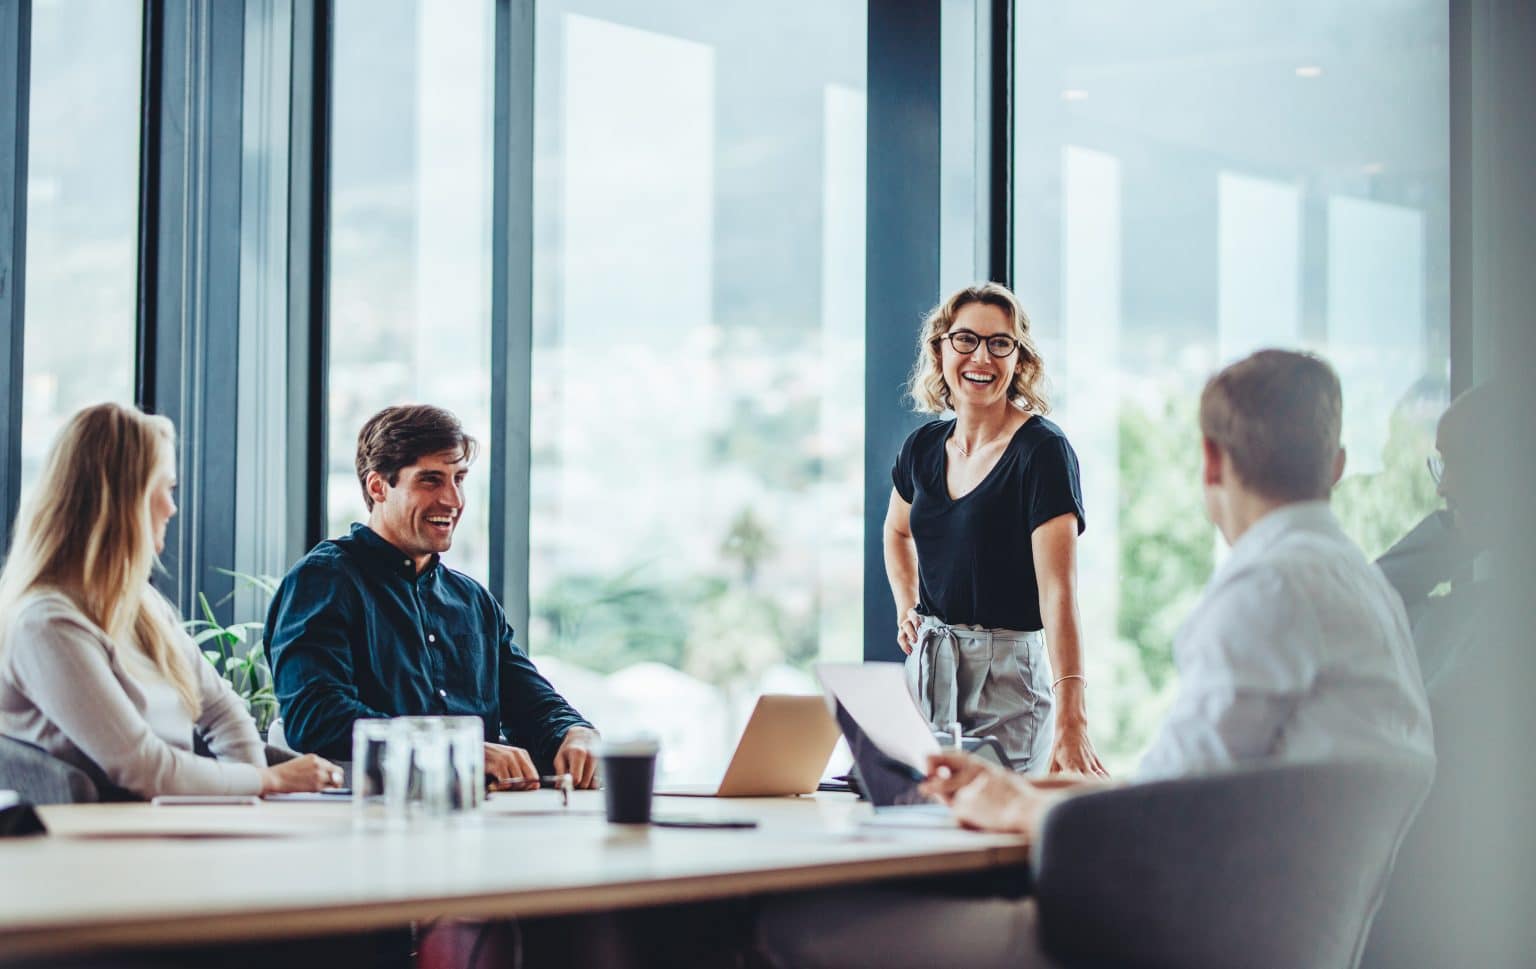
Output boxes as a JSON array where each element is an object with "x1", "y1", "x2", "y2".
[
  {"x1": 134, "y1": 0, "x2": 162, "y2": 415},
  {"x1": 287, "y1": 0, "x2": 331, "y2": 561},
  {"x1": 489, "y1": 0, "x2": 535, "y2": 640},
  {"x1": 0, "y1": 0, "x2": 30, "y2": 554},
  {"x1": 136, "y1": 0, "x2": 247, "y2": 622},
  {"x1": 987, "y1": 0, "x2": 1013, "y2": 286},
  {"x1": 865, "y1": 1, "x2": 943, "y2": 662}
]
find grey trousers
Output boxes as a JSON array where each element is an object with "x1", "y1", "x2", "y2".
[
  {"x1": 755, "y1": 887, "x2": 1055, "y2": 969},
  {"x1": 906, "y1": 616, "x2": 1054, "y2": 772}
]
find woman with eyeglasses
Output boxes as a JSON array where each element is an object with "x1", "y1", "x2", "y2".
[
  {"x1": 887, "y1": 282, "x2": 1104, "y2": 775},
  {"x1": 0, "y1": 403, "x2": 342, "y2": 798}
]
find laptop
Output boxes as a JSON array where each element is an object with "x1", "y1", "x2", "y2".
[
  {"x1": 653, "y1": 694, "x2": 842, "y2": 798},
  {"x1": 815, "y1": 662, "x2": 955, "y2": 824}
]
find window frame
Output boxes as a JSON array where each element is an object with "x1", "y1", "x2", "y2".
[
  {"x1": 0, "y1": 0, "x2": 30, "y2": 558},
  {"x1": 0, "y1": 0, "x2": 1483, "y2": 651}
]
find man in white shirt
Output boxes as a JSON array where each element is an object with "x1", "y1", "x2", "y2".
[{"x1": 756, "y1": 349, "x2": 1435, "y2": 969}]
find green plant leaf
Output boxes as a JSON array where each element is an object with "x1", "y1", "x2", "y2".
[
  {"x1": 215, "y1": 568, "x2": 282, "y2": 596},
  {"x1": 198, "y1": 592, "x2": 219, "y2": 627}
]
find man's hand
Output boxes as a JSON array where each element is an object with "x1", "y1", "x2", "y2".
[
  {"x1": 484, "y1": 742, "x2": 539, "y2": 791},
  {"x1": 920, "y1": 751, "x2": 1039, "y2": 834},
  {"x1": 921, "y1": 751, "x2": 1111, "y2": 839},
  {"x1": 553, "y1": 726, "x2": 600, "y2": 789}
]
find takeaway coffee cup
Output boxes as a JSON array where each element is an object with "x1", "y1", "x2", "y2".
[{"x1": 599, "y1": 737, "x2": 659, "y2": 824}]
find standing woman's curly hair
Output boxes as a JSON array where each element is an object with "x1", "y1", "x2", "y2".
[
  {"x1": 0, "y1": 402, "x2": 200, "y2": 714},
  {"x1": 907, "y1": 282, "x2": 1050, "y2": 415}
]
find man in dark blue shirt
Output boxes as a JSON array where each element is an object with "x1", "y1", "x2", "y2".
[{"x1": 266, "y1": 404, "x2": 598, "y2": 789}]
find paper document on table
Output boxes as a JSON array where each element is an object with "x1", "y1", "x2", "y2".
[{"x1": 815, "y1": 662, "x2": 940, "y2": 771}]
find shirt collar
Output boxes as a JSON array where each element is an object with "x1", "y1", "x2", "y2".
[
  {"x1": 1216, "y1": 500, "x2": 1339, "y2": 580},
  {"x1": 349, "y1": 523, "x2": 439, "y2": 581}
]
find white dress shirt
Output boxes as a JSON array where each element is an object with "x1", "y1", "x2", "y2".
[{"x1": 1137, "y1": 502, "x2": 1435, "y2": 780}]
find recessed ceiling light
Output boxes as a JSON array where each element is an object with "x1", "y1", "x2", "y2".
[
  {"x1": 1061, "y1": 89, "x2": 1089, "y2": 102},
  {"x1": 1295, "y1": 65, "x2": 1324, "y2": 78}
]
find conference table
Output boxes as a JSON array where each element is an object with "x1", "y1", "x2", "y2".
[{"x1": 0, "y1": 790, "x2": 1029, "y2": 962}]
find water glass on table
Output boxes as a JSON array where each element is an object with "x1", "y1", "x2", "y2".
[
  {"x1": 352, "y1": 716, "x2": 486, "y2": 828},
  {"x1": 444, "y1": 715, "x2": 486, "y2": 812},
  {"x1": 352, "y1": 718, "x2": 407, "y2": 829}
]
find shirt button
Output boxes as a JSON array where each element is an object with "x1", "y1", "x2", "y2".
[
  {"x1": 439, "y1": 689, "x2": 447, "y2": 699},
  {"x1": 403, "y1": 559, "x2": 410, "y2": 567},
  {"x1": 428, "y1": 634, "x2": 436, "y2": 643}
]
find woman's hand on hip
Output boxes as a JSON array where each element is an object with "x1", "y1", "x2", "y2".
[{"x1": 897, "y1": 607, "x2": 923, "y2": 654}]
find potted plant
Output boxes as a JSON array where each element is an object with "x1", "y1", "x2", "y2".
[{"x1": 184, "y1": 569, "x2": 280, "y2": 736}]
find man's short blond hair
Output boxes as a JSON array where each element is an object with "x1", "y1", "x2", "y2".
[{"x1": 1199, "y1": 349, "x2": 1342, "y2": 502}]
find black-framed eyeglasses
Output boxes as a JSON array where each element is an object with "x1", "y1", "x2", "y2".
[
  {"x1": 1426, "y1": 455, "x2": 1444, "y2": 487},
  {"x1": 933, "y1": 329, "x2": 1019, "y2": 358}
]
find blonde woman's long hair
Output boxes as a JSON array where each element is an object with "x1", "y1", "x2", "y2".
[
  {"x1": 907, "y1": 282, "x2": 1050, "y2": 415},
  {"x1": 0, "y1": 403, "x2": 200, "y2": 715}
]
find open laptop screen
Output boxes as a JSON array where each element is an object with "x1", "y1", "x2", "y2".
[{"x1": 833, "y1": 700, "x2": 937, "y2": 809}]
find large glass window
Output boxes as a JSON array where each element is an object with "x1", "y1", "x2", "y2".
[
  {"x1": 327, "y1": 0, "x2": 495, "y2": 576},
  {"x1": 20, "y1": 0, "x2": 143, "y2": 490},
  {"x1": 234, "y1": 0, "x2": 295, "y2": 608},
  {"x1": 1013, "y1": 2, "x2": 1451, "y2": 770},
  {"x1": 528, "y1": 2, "x2": 867, "y2": 782}
]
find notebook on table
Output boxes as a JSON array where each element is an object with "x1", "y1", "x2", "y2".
[{"x1": 653, "y1": 694, "x2": 842, "y2": 798}]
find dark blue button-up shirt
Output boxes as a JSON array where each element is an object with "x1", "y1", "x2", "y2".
[{"x1": 266, "y1": 524, "x2": 591, "y2": 765}]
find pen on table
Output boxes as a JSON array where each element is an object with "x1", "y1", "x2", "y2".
[{"x1": 541, "y1": 773, "x2": 574, "y2": 807}]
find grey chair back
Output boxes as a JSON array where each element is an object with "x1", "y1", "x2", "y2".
[
  {"x1": 1031, "y1": 760, "x2": 1430, "y2": 969},
  {"x1": 0, "y1": 735, "x2": 100, "y2": 805}
]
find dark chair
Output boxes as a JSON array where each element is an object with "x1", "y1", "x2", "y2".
[
  {"x1": 1360, "y1": 663, "x2": 1483, "y2": 969},
  {"x1": 0, "y1": 734, "x2": 100, "y2": 805},
  {"x1": 1031, "y1": 760, "x2": 1430, "y2": 969}
]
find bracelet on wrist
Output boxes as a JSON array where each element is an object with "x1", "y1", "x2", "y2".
[{"x1": 1051, "y1": 673, "x2": 1085, "y2": 693}]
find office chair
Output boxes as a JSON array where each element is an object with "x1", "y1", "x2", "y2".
[
  {"x1": 1031, "y1": 759, "x2": 1429, "y2": 969},
  {"x1": 0, "y1": 734, "x2": 99, "y2": 805}
]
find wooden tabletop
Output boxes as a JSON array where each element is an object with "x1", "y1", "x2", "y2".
[{"x1": 0, "y1": 791, "x2": 1028, "y2": 960}]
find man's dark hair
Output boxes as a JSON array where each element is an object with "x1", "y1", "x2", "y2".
[
  {"x1": 355, "y1": 404, "x2": 479, "y2": 510},
  {"x1": 1199, "y1": 349, "x2": 1342, "y2": 502}
]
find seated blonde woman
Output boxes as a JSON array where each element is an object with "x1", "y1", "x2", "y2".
[{"x1": 0, "y1": 403, "x2": 340, "y2": 798}]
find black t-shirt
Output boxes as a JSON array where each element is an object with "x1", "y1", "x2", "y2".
[{"x1": 891, "y1": 416, "x2": 1086, "y2": 631}]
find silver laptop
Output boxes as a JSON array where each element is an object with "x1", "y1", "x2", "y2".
[{"x1": 654, "y1": 694, "x2": 841, "y2": 798}]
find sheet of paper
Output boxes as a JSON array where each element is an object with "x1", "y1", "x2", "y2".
[
  {"x1": 37, "y1": 805, "x2": 349, "y2": 839},
  {"x1": 815, "y1": 662, "x2": 940, "y2": 771}
]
